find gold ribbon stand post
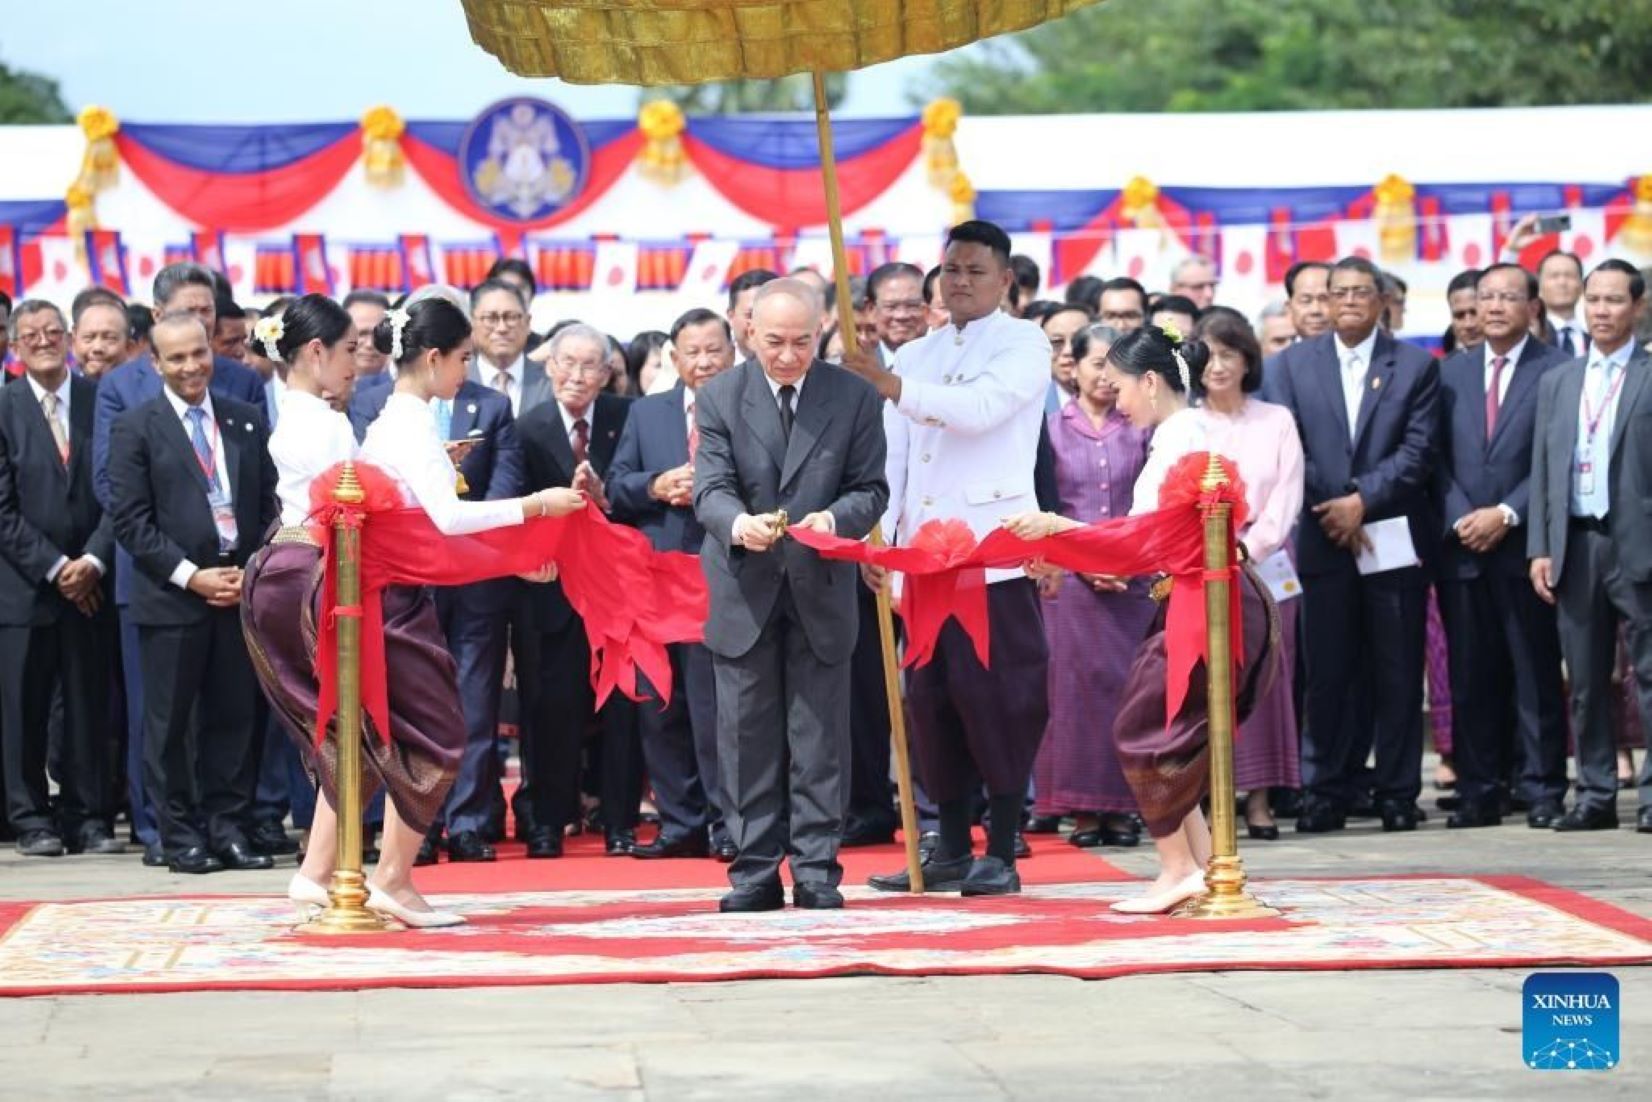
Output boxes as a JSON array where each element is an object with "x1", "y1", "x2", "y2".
[
  {"x1": 1176, "y1": 454, "x2": 1279, "y2": 920},
  {"x1": 307, "y1": 461, "x2": 395, "y2": 933}
]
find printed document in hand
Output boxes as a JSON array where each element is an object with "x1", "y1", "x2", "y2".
[
  {"x1": 1355, "y1": 518, "x2": 1420, "y2": 576},
  {"x1": 1254, "y1": 548, "x2": 1302, "y2": 602}
]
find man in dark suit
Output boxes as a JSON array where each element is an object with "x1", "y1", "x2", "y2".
[
  {"x1": 1269, "y1": 255, "x2": 1441, "y2": 834},
  {"x1": 694, "y1": 278, "x2": 889, "y2": 912},
  {"x1": 608, "y1": 308, "x2": 735, "y2": 860},
  {"x1": 0, "y1": 302, "x2": 120, "y2": 857},
  {"x1": 1434, "y1": 264, "x2": 1568, "y2": 829},
  {"x1": 92, "y1": 264, "x2": 264, "y2": 863},
  {"x1": 106, "y1": 314, "x2": 278, "y2": 874},
  {"x1": 518, "y1": 323, "x2": 636, "y2": 858},
  {"x1": 1530, "y1": 259, "x2": 1652, "y2": 834},
  {"x1": 351, "y1": 359, "x2": 523, "y2": 863}
]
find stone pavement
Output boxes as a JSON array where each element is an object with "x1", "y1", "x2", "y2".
[{"x1": 0, "y1": 790, "x2": 1648, "y2": 1100}]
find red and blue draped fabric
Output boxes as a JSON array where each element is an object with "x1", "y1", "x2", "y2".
[
  {"x1": 84, "y1": 230, "x2": 129, "y2": 295},
  {"x1": 399, "y1": 119, "x2": 640, "y2": 246},
  {"x1": 0, "y1": 225, "x2": 20, "y2": 298},
  {"x1": 979, "y1": 180, "x2": 1639, "y2": 283},
  {"x1": 680, "y1": 117, "x2": 923, "y2": 226},
  {"x1": 116, "y1": 123, "x2": 360, "y2": 232}
]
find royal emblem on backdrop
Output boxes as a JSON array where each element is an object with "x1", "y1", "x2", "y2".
[{"x1": 459, "y1": 97, "x2": 590, "y2": 222}]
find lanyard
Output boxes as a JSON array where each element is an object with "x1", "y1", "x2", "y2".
[
  {"x1": 192, "y1": 413, "x2": 221, "y2": 482},
  {"x1": 1581, "y1": 362, "x2": 1627, "y2": 444}
]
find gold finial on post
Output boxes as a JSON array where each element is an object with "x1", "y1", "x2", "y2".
[
  {"x1": 1177, "y1": 453, "x2": 1279, "y2": 920},
  {"x1": 307, "y1": 460, "x2": 394, "y2": 933}
]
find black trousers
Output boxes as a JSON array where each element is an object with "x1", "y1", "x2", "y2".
[
  {"x1": 138, "y1": 609, "x2": 262, "y2": 855},
  {"x1": 1299, "y1": 565, "x2": 1426, "y2": 807},
  {"x1": 0, "y1": 610, "x2": 115, "y2": 835},
  {"x1": 637, "y1": 641, "x2": 719, "y2": 841},
  {"x1": 528, "y1": 616, "x2": 642, "y2": 833},
  {"x1": 846, "y1": 586, "x2": 897, "y2": 829},
  {"x1": 1438, "y1": 568, "x2": 1568, "y2": 807}
]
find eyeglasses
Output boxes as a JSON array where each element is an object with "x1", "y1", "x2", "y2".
[
  {"x1": 15, "y1": 326, "x2": 66, "y2": 346},
  {"x1": 1100, "y1": 310, "x2": 1144, "y2": 324},
  {"x1": 554, "y1": 358, "x2": 608, "y2": 378},
  {"x1": 475, "y1": 311, "x2": 526, "y2": 329},
  {"x1": 1328, "y1": 286, "x2": 1378, "y2": 301},
  {"x1": 1476, "y1": 292, "x2": 1528, "y2": 305}
]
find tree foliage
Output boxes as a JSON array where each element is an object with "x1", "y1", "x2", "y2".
[
  {"x1": 0, "y1": 56, "x2": 71, "y2": 124},
  {"x1": 648, "y1": 73, "x2": 847, "y2": 115},
  {"x1": 921, "y1": 0, "x2": 1652, "y2": 113}
]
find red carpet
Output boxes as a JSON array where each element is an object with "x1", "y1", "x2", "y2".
[{"x1": 2, "y1": 827, "x2": 1649, "y2": 997}]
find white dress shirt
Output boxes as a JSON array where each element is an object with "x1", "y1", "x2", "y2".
[
  {"x1": 882, "y1": 309, "x2": 1050, "y2": 583},
  {"x1": 360, "y1": 391, "x2": 524, "y2": 535},
  {"x1": 482, "y1": 355, "x2": 525, "y2": 418},
  {"x1": 271, "y1": 389, "x2": 357, "y2": 526},
  {"x1": 163, "y1": 387, "x2": 235, "y2": 590},
  {"x1": 26, "y1": 373, "x2": 106, "y2": 583},
  {"x1": 1334, "y1": 328, "x2": 1378, "y2": 438},
  {"x1": 1570, "y1": 339, "x2": 1638, "y2": 519},
  {"x1": 1549, "y1": 315, "x2": 1587, "y2": 357}
]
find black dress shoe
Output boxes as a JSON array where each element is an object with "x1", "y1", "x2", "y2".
[
  {"x1": 1295, "y1": 800, "x2": 1347, "y2": 834},
  {"x1": 841, "y1": 820, "x2": 897, "y2": 847},
  {"x1": 1099, "y1": 814, "x2": 1141, "y2": 847},
  {"x1": 1246, "y1": 822, "x2": 1280, "y2": 841},
  {"x1": 868, "y1": 851, "x2": 973, "y2": 893},
  {"x1": 718, "y1": 881, "x2": 785, "y2": 913},
  {"x1": 65, "y1": 824, "x2": 126, "y2": 855},
  {"x1": 1378, "y1": 799, "x2": 1420, "y2": 833},
  {"x1": 15, "y1": 829, "x2": 65, "y2": 857},
  {"x1": 1013, "y1": 831, "x2": 1031, "y2": 859},
  {"x1": 1025, "y1": 814, "x2": 1063, "y2": 835},
  {"x1": 142, "y1": 841, "x2": 167, "y2": 867},
  {"x1": 631, "y1": 832, "x2": 710, "y2": 859},
  {"x1": 447, "y1": 830, "x2": 497, "y2": 862},
  {"x1": 216, "y1": 841, "x2": 276, "y2": 870},
  {"x1": 1068, "y1": 828, "x2": 1103, "y2": 848},
  {"x1": 917, "y1": 830, "x2": 940, "y2": 861},
  {"x1": 605, "y1": 828, "x2": 636, "y2": 856},
  {"x1": 1554, "y1": 805, "x2": 1619, "y2": 832},
  {"x1": 1446, "y1": 803, "x2": 1502, "y2": 829},
  {"x1": 525, "y1": 825, "x2": 563, "y2": 859},
  {"x1": 248, "y1": 821, "x2": 299, "y2": 857},
  {"x1": 793, "y1": 882, "x2": 845, "y2": 910},
  {"x1": 168, "y1": 845, "x2": 224, "y2": 874},
  {"x1": 1637, "y1": 807, "x2": 1652, "y2": 834},
  {"x1": 960, "y1": 855, "x2": 1021, "y2": 896},
  {"x1": 414, "y1": 834, "x2": 441, "y2": 867},
  {"x1": 1526, "y1": 800, "x2": 1564, "y2": 829}
]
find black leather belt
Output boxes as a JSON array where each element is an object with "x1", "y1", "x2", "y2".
[{"x1": 1569, "y1": 515, "x2": 1610, "y2": 535}]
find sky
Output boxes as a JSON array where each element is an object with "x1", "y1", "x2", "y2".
[{"x1": 0, "y1": 0, "x2": 948, "y2": 122}]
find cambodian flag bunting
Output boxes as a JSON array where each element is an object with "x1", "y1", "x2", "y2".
[
  {"x1": 294, "y1": 234, "x2": 334, "y2": 295},
  {"x1": 85, "y1": 230, "x2": 130, "y2": 295}
]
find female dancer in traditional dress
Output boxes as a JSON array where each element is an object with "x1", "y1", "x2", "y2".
[
  {"x1": 243, "y1": 293, "x2": 580, "y2": 927},
  {"x1": 1004, "y1": 325, "x2": 1280, "y2": 914}
]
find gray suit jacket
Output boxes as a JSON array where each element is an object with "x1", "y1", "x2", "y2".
[
  {"x1": 1529, "y1": 345, "x2": 1652, "y2": 585},
  {"x1": 693, "y1": 359, "x2": 888, "y2": 663}
]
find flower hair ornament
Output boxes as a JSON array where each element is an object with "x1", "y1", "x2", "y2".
[
  {"x1": 386, "y1": 307, "x2": 410, "y2": 361},
  {"x1": 252, "y1": 315, "x2": 285, "y2": 364},
  {"x1": 1158, "y1": 321, "x2": 1192, "y2": 393}
]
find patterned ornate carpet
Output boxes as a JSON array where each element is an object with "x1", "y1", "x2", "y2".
[{"x1": 1, "y1": 834, "x2": 1647, "y2": 996}]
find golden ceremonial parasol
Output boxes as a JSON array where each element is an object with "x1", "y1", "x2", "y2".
[{"x1": 456, "y1": 0, "x2": 1101, "y2": 897}]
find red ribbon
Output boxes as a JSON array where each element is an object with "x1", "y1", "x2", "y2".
[
  {"x1": 790, "y1": 452, "x2": 1249, "y2": 729},
  {"x1": 307, "y1": 462, "x2": 706, "y2": 748}
]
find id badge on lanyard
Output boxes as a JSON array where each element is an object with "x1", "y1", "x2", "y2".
[
  {"x1": 196, "y1": 421, "x2": 239, "y2": 551},
  {"x1": 1574, "y1": 452, "x2": 1596, "y2": 497}
]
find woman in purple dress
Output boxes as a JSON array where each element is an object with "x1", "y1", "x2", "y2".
[
  {"x1": 1005, "y1": 325, "x2": 1280, "y2": 914},
  {"x1": 243, "y1": 294, "x2": 581, "y2": 927},
  {"x1": 1032, "y1": 324, "x2": 1156, "y2": 847}
]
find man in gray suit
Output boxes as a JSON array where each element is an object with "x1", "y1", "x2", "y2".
[
  {"x1": 1529, "y1": 258, "x2": 1652, "y2": 834},
  {"x1": 693, "y1": 278, "x2": 889, "y2": 912}
]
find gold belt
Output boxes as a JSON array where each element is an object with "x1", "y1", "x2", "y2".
[{"x1": 269, "y1": 525, "x2": 320, "y2": 548}]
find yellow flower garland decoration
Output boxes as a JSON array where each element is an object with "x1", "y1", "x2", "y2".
[
  {"x1": 361, "y1": 105, "x2": 406, "y2": 189},
  {"x1": 1372, "y1": 173, "x2": 1417, "y2": 264},
  {"x1": 77, "y1": 106, "x2": 121, "y2": 192},
  {"x1": 1120, "y1": 175, "x2": 1164, "y2": 229},
  {"x1": 1619, "y1": 174, "x2": 1652, "y2": 255},
  {"x1": 638, "y1": 99, "x2": 688, "y2": 186},
  {"x1": 922, "y1": 98, "x2": 973, "y2": 225}
]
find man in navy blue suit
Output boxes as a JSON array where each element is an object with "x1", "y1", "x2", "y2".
[
  {"x1": 91, "y1": 264, "x2": 264, "y2": 863},
  {"x1": 350, "y1": 353, "x2": 523, "y2": 863},
  {"x1": 608, "y1": 308, "x2": 734, "y2": 860},
  {"x1": 1435, "y1": 264, "x2": 1568, "y2": 830},
  {"x1": 1269, "y1": 255, "x2": 1441, "y2": 834}
]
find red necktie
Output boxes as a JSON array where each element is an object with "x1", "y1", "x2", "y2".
[
  {"x1": 571, "y1": 417, "x2": 589, "y2": 466},
  {"x1": 686, "y1": 402, "x2": 699, "y2": 461},
  {"x1": 1486, "y1": 355, "x2": 1508, "y2": 440}
]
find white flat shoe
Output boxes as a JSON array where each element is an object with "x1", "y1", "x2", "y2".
[
  {"x1": 366, "y1": 886, "x2": 465, "y2": 929},
  {"x1": 288, "y1": 873, "x2": 330, "y2": 919},
  {"x1": 1109, "y1": 871, "x2": 1208, "y2": 915}
]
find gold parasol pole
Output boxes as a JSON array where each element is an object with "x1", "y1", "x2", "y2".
[
  {"x1": 307, "y1": 461, "x2": 393, "y2": 934},
  {"x1": 1176, "y1": 454, "x2": 1278, "y2": 920},
  {"x1": 813, "y1": 71, "x2": 922, "y2": 893}
]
